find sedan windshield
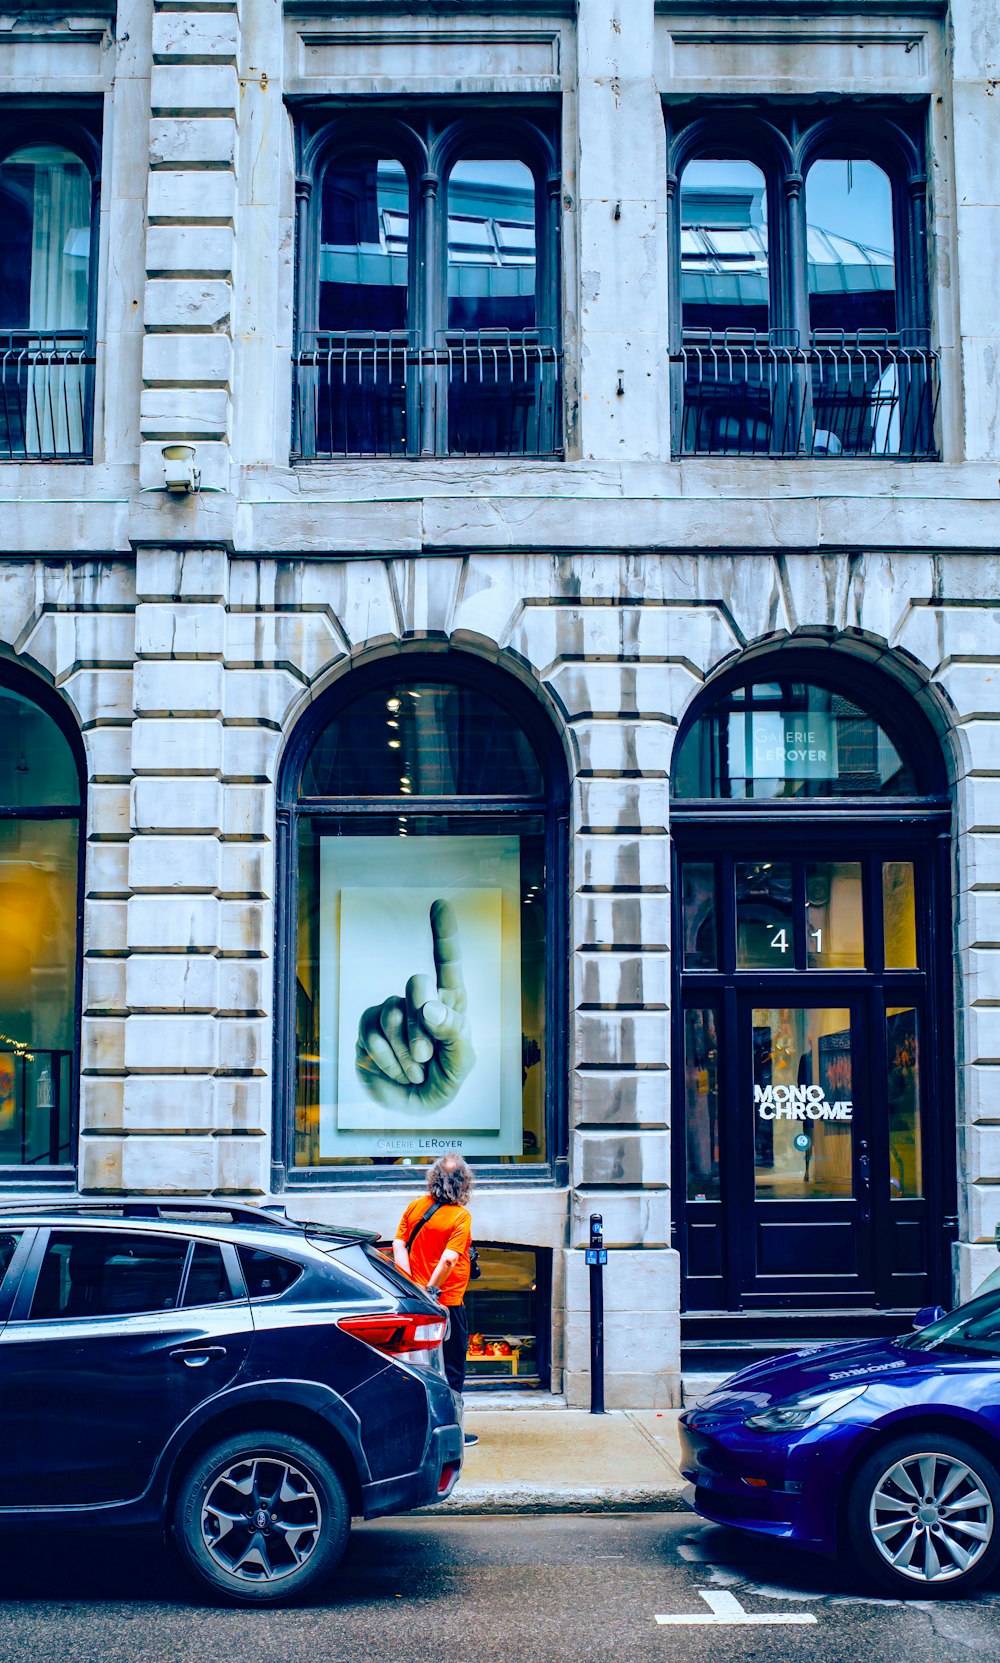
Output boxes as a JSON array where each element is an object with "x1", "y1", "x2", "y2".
[{"x1": 900, "y1": 1287, "x2": 1000, "y2": 1357}]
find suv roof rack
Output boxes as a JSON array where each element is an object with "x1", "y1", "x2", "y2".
[{"x1": 0, "y1": 1200, "x2": 297, "y2": 1228}]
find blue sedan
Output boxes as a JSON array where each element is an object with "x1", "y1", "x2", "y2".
[{"x1": 678, "y1": 1288, "x2": 1000, "y2": 1597}]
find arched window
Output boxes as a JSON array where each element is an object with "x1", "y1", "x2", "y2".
[
  {"x1": 293, "y1": 112, "x2": 560, "y2": 459},
  {"x1": 444, "y1": 154, "x2": 549, "y2": 455},
  {"x1": 318, "y1": 151, "x2": 410, "y2": 333},
  {"x1": 672, "y1": 674, "x2": 928, "y2": 800},
  {"x1": 276, "y1": 661, "x2": 567, "y2": 1181},
  {"x1": 0, "y1": 673, "x2": 83, "y2": 1172},
  {"x1": 0, "y1": 135, "x2": 98, "y2": 460},
  {"x1": 446, "y1": 157, "x2": 538, "y2": 333},
  {"x1": 670, "y1": 654, "x2": 953, "y2": 1343},
  {"x1": 300, "y1": 147, "x2": 414, "y2": 457},
  {"x1": 806, "y1": 159, "x2": 896, "y2": 335},
  {"x1": 679, "y1": 158, "x2": 770, "y2": 336},
  {"x1": 668, "y1": 108, "x2": 937, "y2": 458}
]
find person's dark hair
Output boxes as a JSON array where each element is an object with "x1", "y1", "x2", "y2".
[{"x1": 428, "y1": 1153, "x2": 473, "y2": 1206}]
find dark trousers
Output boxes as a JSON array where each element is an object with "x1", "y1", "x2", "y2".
[{"x1": 443, "y1": 1302, "x2": 468, "y2": 1395}]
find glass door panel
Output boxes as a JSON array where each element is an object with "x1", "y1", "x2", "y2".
[
  {"x1": 883, "y1": 861, "x2": 918, "y2": 967},
  {"x1": 887, "y1": 1005, "x2": 922, "y2": 1199},
  {"x1": 805, "y1": 862, "x2": 864, "y2": 968},
  {"x1": 736, "y1": 860, "x2": 793, "y2": 967},
  {"x1": 681, "y1": 863, "x2": 718, "y2": 969},
  {"x1": 751, "y1": 1006, "x2": 855, "y2": 1199},
  {"x1": 684, "y1": 1007, "x2": 720, "y2": 1200},
  {"x1": 739, "y1": 991, "x2": 873, "y2": 1301}
]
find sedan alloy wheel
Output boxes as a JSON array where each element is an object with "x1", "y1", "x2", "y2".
[
  {"x1": 869, "y1": 1450, "x2": 993, "y2": 1583},
  {"x1": 849, "y1": 1433, "x2": 1000, "y2": 1597}
]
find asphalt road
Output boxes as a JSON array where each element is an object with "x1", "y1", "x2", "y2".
[{"x1": 0, "y1": 1512, "x2": 997, "y2": 1663}]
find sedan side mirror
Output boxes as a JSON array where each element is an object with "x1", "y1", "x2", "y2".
[{"x1": 912, "y1": 1304, "x2": 947, "y2": 1330}]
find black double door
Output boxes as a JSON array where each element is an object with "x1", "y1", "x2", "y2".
[{"x1": 677, "y1": 838, "x2": 953, "y2": 1317}]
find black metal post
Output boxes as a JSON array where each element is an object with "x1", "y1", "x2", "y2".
[{"x1": 588, "y1": 1212, "x2": 606, "y2": 1414}]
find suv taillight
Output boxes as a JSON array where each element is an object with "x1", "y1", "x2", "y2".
[{"x1": 337, "y1": 1312, "x2": 447, "y2": 1356}]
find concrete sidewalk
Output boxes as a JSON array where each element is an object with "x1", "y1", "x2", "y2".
[{"x1": 429, "y1": 1405, "x2": 688, "y2": 1514}]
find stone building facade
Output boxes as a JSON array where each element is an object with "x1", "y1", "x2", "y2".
[{"x1": 0, "y1": 0, "x2": 998, "y2": 1405}]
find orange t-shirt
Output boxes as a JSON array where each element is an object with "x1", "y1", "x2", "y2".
[{"x1": 397, "y1": 1197, "x2": 472, "y2": 1307}]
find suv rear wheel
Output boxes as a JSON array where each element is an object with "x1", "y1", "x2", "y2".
[
  {"x1": 173, "y1": 1431, "x2": 351, "y2": 1604},
  {"x1": 846, "y1": 1432, "x2": 1000, "y2": 1597}
]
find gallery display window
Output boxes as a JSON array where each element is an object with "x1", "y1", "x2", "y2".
[
  {"x1": 671, "y1": 653, "x2": 954, "y2": 1336},
  {"x1": 274, "y1": 658, "x2": 568, "y2": 1186},
  {"x1": 464, "y1": 1245, "x2": 551, "y2": 1390},
  {"x1": 0, "y1": 669, "x2": 83, "y2": 1178}
]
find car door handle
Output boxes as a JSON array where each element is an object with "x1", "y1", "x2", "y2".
[{"x1": 169, "y1": 1346, "x2": 227, "y2": 1368}]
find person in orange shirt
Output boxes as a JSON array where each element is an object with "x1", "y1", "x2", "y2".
[{"x1": 394, "y1": 1152, "x2": 478, "y2": 1446}]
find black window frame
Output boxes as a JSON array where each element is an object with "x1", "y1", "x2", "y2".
[
  {"x1": 0, "y1": 664, "x2": 86, "y2": 1186},
  {"x1": 665, "y1": 101, "x2": 939, "y2": 459},
  {"x1": 291, "y1": 101, "x2": 563, "y2": 460},
  {"x1": 272, "y1": 653, "x2": 569, "y2": 1192},
  {"x1": 0, "y1": 108, "x2": 102, "y2": 463}
]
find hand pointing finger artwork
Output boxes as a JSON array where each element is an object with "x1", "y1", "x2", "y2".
[
  {"x1": 430, "y1": 899, "x2": 467, "y2": 1002},
  {"x1": 355, "y1": 900, "x2": 476, "y2": 1111}
]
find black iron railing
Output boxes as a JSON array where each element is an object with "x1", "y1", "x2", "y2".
[
  {"x1": 292, "y1": 328, "x2": 562, "y2": 460},
  {"x1": 675, "y1": 331, "x2": 940, "y2": 459},
  {"x1": 0, "y1": 332, "x2": 95, "y2": 462}
]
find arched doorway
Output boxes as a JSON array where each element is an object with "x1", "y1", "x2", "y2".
[{"x1": 670, "y1": 651, "x2": 954, "y2": 1357}]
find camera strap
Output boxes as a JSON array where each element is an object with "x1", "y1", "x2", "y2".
[{"x1": 405, "y1": 1199, "x2": 443, "y2": 1252}]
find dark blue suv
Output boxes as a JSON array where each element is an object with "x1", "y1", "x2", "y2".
[{"x1": 0, "y1": 1202, "x2": 463, "y2": 1603}]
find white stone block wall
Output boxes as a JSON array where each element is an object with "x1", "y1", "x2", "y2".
[
  {"x1": 0, "y1": 0, "x2": 997, "y2": 1403},
  {"x1": 140, "y1": 0, "x2": 240, "y2": 491},
  {"x1": 4, "y1": 544, "x2": 994, "y2": 1403}
]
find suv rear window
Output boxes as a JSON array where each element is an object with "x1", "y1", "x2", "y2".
[
  {"x1": 182, "y1": 1242, "x2": 234, "y2": 1307},
  {"x1": 31, "y1": 1231, "x2": 189, "y2": 1320},
  {"x1": 0, "y1": 1233, "x2": 22, "y2": 1282},
  {"x1": 237, "y1": 1247, "x2": 303, "y2": 1299}
]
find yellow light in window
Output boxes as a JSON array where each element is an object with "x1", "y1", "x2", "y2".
[
  {"x1": 388, "y1": 739, "x2": 401, "y2": 749},
  {"x1": 387, "y1": 697, "x2": 402, "y2": 712}
]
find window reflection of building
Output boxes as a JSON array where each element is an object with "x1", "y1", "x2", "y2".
[
  {"x1": 669, "y1": 111, "x2": 937, "y2": 458},
  {"x1": 673, "y1": 679, "x2": 916, "y2": 800},
  {"x1": 294, "y1": 116, "x2": 561, "y2": 459}
]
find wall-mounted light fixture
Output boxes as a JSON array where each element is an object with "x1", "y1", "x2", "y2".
[{"x1": 161, "y1": 443, "x2": 201, "y2": 494}]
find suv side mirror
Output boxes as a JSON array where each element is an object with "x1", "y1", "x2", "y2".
[{"x1": 912, "y1": 1304, "x2": 947, "y2": 1330}]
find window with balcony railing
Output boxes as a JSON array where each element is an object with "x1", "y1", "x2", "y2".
[
  {"x1": 292, "y1": 112, "x2": 561, "y2": 460},
  {"x1": 0, "y1": 119, "x2": 100, "y2": 462},
  {"x1": 667, "y1": 108, "x2": 939, "y2": 459}
]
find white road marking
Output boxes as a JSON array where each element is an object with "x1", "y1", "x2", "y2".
[{"x1": 655, "y1": 1588, "x2": 818, "y2": 1627}]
